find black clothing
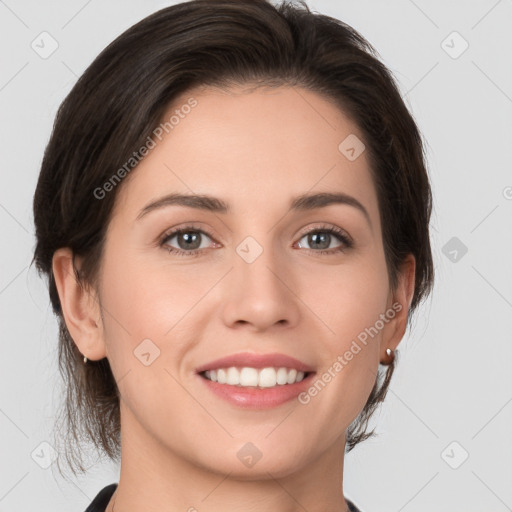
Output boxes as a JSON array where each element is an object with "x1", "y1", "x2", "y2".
[{"x1": 84, "y1": 483, "x2": 363, "y2": 512}]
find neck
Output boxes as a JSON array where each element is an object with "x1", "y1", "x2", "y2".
[{"x1": 107, "y1": 402, "x2": 351, "y2": 512}]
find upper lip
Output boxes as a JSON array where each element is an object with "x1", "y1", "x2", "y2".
[{"x1": 195, "y1": 352, "x2": 315, "y2": 374}]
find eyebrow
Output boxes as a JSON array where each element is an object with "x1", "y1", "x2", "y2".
[{"x1": 136, "y1": 191, "x2": 372, "y2": 227}]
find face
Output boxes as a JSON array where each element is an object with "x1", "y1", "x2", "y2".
[{"x1": 91, "y1": 85, "x2": 408, "y2": 478}]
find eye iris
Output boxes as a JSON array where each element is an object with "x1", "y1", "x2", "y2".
[
  {"x1": 178, "y1": 231, "x2": 201, "y2": 250},
  {"x1": 169, "y1": 229, "x2": 341, "y2": 253},
  {"x1": 309, "y1": 232, "x2": 330, "y2": 250}
]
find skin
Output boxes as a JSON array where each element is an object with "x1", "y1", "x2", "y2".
[{"x1": 53, "y1": 85, "x2": 415, "y2": 512}]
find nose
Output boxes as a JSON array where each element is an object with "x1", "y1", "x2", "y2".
[{"x1": 220, "y1": 239, "x2": 301, "y2": 332}]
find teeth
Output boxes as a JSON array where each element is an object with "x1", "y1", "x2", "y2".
[
  {"x1": 217, "y1": 368, "x2": 227, "y2": 384},
  {"x1": 203, "y1": 367, "x2": 307, "y2": 388},
  {"x1": 240, "y1": 367, "x2": 259, "y2": 386},
  {"x1": 259, "y1": 367, "x2": 276, "y2": 388},
  {"x1": 226, "y1": 367, "x2": 239, "y2": 385},
  {"x1": 286, "y1": 368, "x2": 297, "y2": 384},
  {"x1": 276, "y1": 367, "x2": 288, "y2": 385}
]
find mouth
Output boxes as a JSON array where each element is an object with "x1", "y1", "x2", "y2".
[
  {"x1": 195, "y1": 352, "x2": 316, "y2": 409},
  {"x1": 200, "y1": 366, "x2": 312, "y2": 388}
]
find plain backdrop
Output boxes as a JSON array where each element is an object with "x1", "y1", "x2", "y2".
[{"x1": 1, "y1": 0, "x2": 511, "y2": 511}]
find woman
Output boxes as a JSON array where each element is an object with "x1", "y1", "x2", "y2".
[{"x1": 32, "y1": 0, "x2": 434, "y2": 510}]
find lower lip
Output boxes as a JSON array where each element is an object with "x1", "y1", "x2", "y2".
[{"x1": 198, "y1": 373, "x2": 315, "y2": 409}]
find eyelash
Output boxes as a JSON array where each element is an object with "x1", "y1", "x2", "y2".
[{"x1": 159, "y1": 224, "x2": 353, "y2": 258}]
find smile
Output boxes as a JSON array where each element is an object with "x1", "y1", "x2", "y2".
[
  {"x1": 202, "y1": 367, "x2": 308, "y2": 388},
  {"x1": 196, "y1": 352, "x2": 315, "y2": 408}
]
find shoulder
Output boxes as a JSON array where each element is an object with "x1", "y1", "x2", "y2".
[{"x1": 84, "y1": 483, "x2": 118, "y2": 512}]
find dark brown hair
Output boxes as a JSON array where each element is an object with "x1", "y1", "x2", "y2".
[{"x1": 32, "y1": 0, "x2": 434, "y2": 476}]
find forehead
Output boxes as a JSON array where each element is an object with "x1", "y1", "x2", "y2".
[{"x1": 111, "y1": 84, "x2": 379, "y2": 224}]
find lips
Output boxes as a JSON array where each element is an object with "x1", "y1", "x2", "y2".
[
  {"x1": 195, "y1": 352, "x2": 316, "y2": 409},
  {"x1": 195, "y1": 352, "x2": 315, "y2": 374}
]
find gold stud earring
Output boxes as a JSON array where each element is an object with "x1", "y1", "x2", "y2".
[{"x1": 381, "y1": 348, "x2": 395, "y2": 365}]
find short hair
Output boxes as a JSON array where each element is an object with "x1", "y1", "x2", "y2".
[{"x1": 32, "y1": 0, "x2": 434, "y2": 476}]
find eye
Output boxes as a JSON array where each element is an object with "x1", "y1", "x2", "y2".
[
  {"x1": 160, "y1": 225, "x2": 217, "y2": 257},
  {"x1": 159, "y1": 224, "x2": 353, "y2": 257},
  {"x1": 295, "y1": 225, "x2": 353, "y2": 255}
]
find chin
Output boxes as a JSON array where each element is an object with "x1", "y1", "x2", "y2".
[{"x1": 195, "y1": 442, "x2": 311, "y2": 480}]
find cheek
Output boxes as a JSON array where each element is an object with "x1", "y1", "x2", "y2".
[
  {"x1": 297, "y1": 256, "x2": 390, "y2": 419},
  {"x1": 303, "y1": 254, "x2": 390, "y2": 347},
  {"x1": 100, "y1": 249, "x2": 206, "y2": 338},
  {"x1": 98, "y1": 253, "x2": 200, "y2": 412}
]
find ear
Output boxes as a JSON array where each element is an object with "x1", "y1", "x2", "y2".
[
  {"x1": 52, "y1": 247, "x2": 107, "y2": 361},
  {"x1": 380, "y1": 254, "x2": 416, "y2": 361}
]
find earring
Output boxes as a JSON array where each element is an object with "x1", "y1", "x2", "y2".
[
  {"x1": 83, "y1": 355, "x2": 88, "y2": 364},
  {"x1": 381, "y1": 348, "x2": 395, "y2": 365}
]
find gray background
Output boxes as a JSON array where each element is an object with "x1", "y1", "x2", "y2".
[{"x1": 1, "y1": 0, "x2": 511, "y2": 510}]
